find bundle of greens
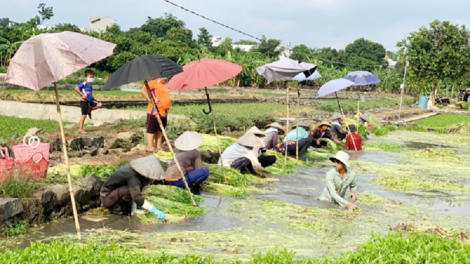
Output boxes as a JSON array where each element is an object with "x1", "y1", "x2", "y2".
[{"x1": 198, "y1": 134, "x2": 236, "y2": 152}]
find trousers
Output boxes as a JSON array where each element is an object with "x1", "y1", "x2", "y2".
[{"x1": 165, "y1": 167, "x2": 210, "y2": 189}]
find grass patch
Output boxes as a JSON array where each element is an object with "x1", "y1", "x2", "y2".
[
  {"x1": 1, "y1": 221, "x2": 28, "y2": 236},
  {"x1": 373, "y1": 124, "x2": 397, "y2": 136},
  {"x1": 0, "y1": 174, "x2": 38, "y2": 198},
  {"x1": 402, "y1": 148, "x2": 459, "y2": 162},
  {"x1": 0, "y1": 116, "x2": 62, "y2": 140},
  {"x1": 414, "y1": 114, "x2": 470, "y2": 128},
  {"x1": 363, "y1": 143, "x2": 407, "y2": 152},
  {"x1": 317, "y1": 97, "x2": 398, "y2": 112}
]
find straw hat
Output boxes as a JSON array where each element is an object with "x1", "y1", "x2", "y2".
[
  {"x1": 330, "y1": 112, "x2": 343, "y2": 121},
  {"x1": 237, "y1": 131, "x2": 263, "y2": 147},
  {"x1": 130, "y1": 155, "x2": 165, "y2": 180},
  {"x1": 360, "y1": 114, "x2": 370, "y2": 123},
  {"x1": 329, "y1": 151, "x2": 351, "y2": 168},
  {"x1": 265, "y1": 122, "x2": 285, "y2": 133},
  {"x1": 249, "y1": 126, "x2": 265, "y2": 137},
  {"x1": 292, "y1": 121, "x2": 310, "y2": 130},
  {"x1": 174, "y1": 131, "x2": 203, "y2": 151},
  {"x1": 318, "y1": 121, "x2": 331, "y2": 128}
]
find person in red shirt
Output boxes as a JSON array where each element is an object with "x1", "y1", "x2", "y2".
[
  {"x1": 141, "y1": 78, "x2": 171, "y2": 152},
  {"x1": 345, "y1": 124, "x2": 363, "y2": 151}
]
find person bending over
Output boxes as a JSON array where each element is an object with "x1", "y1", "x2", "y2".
[
  {"x1": 264, "y1": 122, "x2": 285, "y2": 150},
  {"x1": 249, "y1": 126, "x2": 276, "y2": 168}
]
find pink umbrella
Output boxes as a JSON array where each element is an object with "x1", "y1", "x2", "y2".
[
  {"x1": 167, "y1": 58, "x2": 242, "y2": 181},
  {"x1": 5, "y1": 31, "x2": 116, "y2": 240}
]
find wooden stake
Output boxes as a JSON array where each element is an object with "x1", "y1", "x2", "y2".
[
  {"x1": 54, "y1": 82, "x2": 81, "y2": 240},
  {"x1": 295, "y1": 118, "x2": 299, "y2": 160},
  {"x1": 205, "y1": 87, "x2": 227, "y2": 182},
  {"x1": 335, "y1": 92, "x2": 357, "y2": 151},
  {"x1": 284, "y1": 86, "x2": 289, "y2": 170},
  {"x1": 145, "y1": 81, "x2": 196, "y2": 206}
]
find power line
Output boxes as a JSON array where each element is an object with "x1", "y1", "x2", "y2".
[{"x1": 161, "y1": 0, "x2": 261, "y2": 41}]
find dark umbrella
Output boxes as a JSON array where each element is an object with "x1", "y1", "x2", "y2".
[
  {"x1": 103, "y1": 55, "x2": 197, "y2": 206},
  {"x1": 343, "y1": 71, "x2": 380, "y2": 86}
]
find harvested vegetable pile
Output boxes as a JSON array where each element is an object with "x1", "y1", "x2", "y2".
[
  {"x1": 136, "y1": 185, "x2": 206, "y2": 224},
  {"x1": 198, "y1": 134, "x2": 236, "y2": 152}
]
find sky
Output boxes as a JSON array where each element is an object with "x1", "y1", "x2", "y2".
[{"x1": 1, "y1": 0, "x2": 470, "y2": 51}]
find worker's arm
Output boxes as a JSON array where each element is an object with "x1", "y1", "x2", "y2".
[
  {"x1": 194, "y1": 151, "x2": 203, "y2": 170},
  {"x1": 245, "y1": 151, "x2": 265, "y2": 177},
  {"x1": 141, "y1": 86, "x2": 151, "y2": 102},
  {"x1": 325, "y1": 172, "x2": 349, "y2": 207},
  {"x1": 74, "y1": 86, "x2": 86, "y2": 101},
  {"x1": 349, "y1": 172, "x2": 357, "y2": 202},
  {"x1": 127, "y1": 176, "x2": 145, "y2": 206}
]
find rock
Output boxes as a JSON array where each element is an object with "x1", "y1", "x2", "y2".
[
  {"x1": 59, "y1": 201, "x2": 81, "y2": 216},
  {"x1": 82, "y1": 146, "x2": 98, "y2": 156},
  {"x1": 68, "y1": 138, "x2": 82, "y2": 150},
  {"x1": 49, "y1": 184, "x2": 70, "y2": 205},
  {"x1": 0, "y1": 198, "x2": 24, "y2": 224},
  {"x1": 49, "y1": 151, "x2": 63, "y2": 161},
  {"x1": 105, "y1": 137, "x2": 125, "y2": 149},
  {"x1": 81, "y1": 136, "x2": 104, "y2": 148},
  {"x1": 131, "y1": 144, "x2": 147, "y2": 152},
  {"x1": 49, "y1": 138, "x2": 65, "y2": 152},
  {"x1": 33, "y1": 189, "x2": 57, "y2": 214},
  {"x1": 117, "y1": 132, "x2": 133, "y2": 141},
  {"x1": 108, "y1": 148, "x2": 125, "y2": 156},
  {"x1": 72, "y1": 186, "x2": 91, "y2": 204},
  {"x1": 81, "y1": 174, "x2": 104, "y2": 197},
  {"x1": 112, "y1": 118, "x2": 124, "y2": 125},
  {"x1": 91, "y1": 121, "x2": 105, "y2": 127},
  {"x1": 98, "y1": 148, "x2": 109, "y2": 155},
  {"x1": 64, "y1": 124, "x2": 78, "y2": 130},
  {"x1": 26, "y1": 127, "x2": 42, "y2": 135},
  {"x1": 21, "y1": 199, "x2": 42, "y2": 224}
]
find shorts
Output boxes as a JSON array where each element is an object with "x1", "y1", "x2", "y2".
[
  {"x1": 146, "y1": 113, "x2": 168, "y2": 134},
  {"x1": 80, "y1": 100, "x2": 100, "y2": 116}
]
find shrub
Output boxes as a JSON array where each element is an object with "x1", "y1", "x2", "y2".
[{"x1": 0, "y1": 174, "x2": 38, "y2": 198}]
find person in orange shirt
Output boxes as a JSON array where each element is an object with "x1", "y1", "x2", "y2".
[{"x1": 141, "y1": 78, "x2": 171, "y2": 152}]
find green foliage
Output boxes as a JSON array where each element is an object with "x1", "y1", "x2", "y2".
[
  {"x1": 344, "y1": 38, "x2": 387, "y2": 69},
  {"x1": 197, "y1": 27, "x2": 212, "y2": 48},
  {"x1": 145, "y1": 185, "x2": 202, "y2": 205},
  {"x1": 198, "y1": 134, "x2": 236, "y2": 152},
  {"x1": 253, "y1": 35, "x2": 281, "y2": 58},
  {"x1": 414, "y1": 114, "x2": 470, "y2": 128},
  {"x1": 140, "y1": 13, "x2": 185, "y2": 38},
  {"x1": 74, "y1": 165, "x2": 117, "y2": 178},
  {"x1": 0, "y1": 174, "x2": 38, "y2": 198},
  {"x1": 316, "y1": 97, "x2": 398, "y2": 113},
  {"x1": 373, "y1": 124, "x2": 397, "y2": 136},
  {"x1": 1, "y1": 221, "x2": 28, "y2": 236},
  {"x1": 37, "y1": 3, "x2": 54, "y2": 24},
  {"x1": 146, "y1": 196, "x2": 206, "y2": 217},
  {"x1": 363, "y1": 143, "x2": 407, "y2": 152},
  {"x1": 206, "y1": 164, "x2": 251, "y2": 187}
]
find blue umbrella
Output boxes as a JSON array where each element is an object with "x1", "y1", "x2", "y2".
[
  {"x1": 316, "y1": 78, "x2": 355, "y2": 99},
  {"x1": 343, "y1": 71, "x2": 380, "y2": 86}
]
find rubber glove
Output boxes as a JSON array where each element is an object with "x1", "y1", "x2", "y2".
[{"x1": 150, "y1": 206, "x2": 165, "y2": 220}]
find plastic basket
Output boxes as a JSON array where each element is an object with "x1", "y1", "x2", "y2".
[
  {"x1": 16, "y1": 152, "x2": 49, "y2": 180},
  {"x1": 13, "y1": 135, "x2": 50, "y2": 163},
  {"x1": 0, "y1": 147, "x2": 15, "y2": 183}
]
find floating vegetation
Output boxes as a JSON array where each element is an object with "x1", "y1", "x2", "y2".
[
  {"x1": 363, "y1": 143, "x2": 407, "y2": 152},
  {"x1": 203, "y1": 182, "x2": 248, "y2": 197},
  {"x1": 447, "y1": 122, "x2": 470, "y2": 136},
  {"x1": 356, "y1": 191, "x2": 388, "y2": 206},
  {"x1": 145, "y1": 185, "x2": 203, "y2": 204},
  {"x1": 402, "y1": 148, "x2": 460, "y2": 162}
]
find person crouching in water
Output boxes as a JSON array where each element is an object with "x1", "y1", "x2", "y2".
[
  {"x1": 219, "y1": 131, "x2": 266, "y2": 178},
  {"x1": 319, "y1": 151, "x2": 358, "y2": 211},
  {"x1": 249, "y1": 126, "x2": 277, "y2": 168},
  {"x1": 100, "y1": 155, "x2": 165, "y2": 219},
  {"x1": 164, "y1": 131, "x2": 209, "y2": 194},
  {"x1": 309, "y1": 121, "x2": 333, "y2": 148},
  {"x1": 264, "y1": 122, "x2": 285, "y2": 150},
  {"x1": 345, "y1": 124, "x2": 363, "y2": 151},
  {"x1": 275, "y1": 121, "x2": 312, "y2": 155}
]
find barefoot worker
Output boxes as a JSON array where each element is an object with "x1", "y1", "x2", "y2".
[
  {"x1": 249, "y1": 126, "x2": 276, "y2": 168},
  {"x1": 263, "y1": 122, "x2": 285, "y2": 150},
  {"x1": 100, "y1": 155, "x2": 165, "y2": 219},
  {"x1": 141, "y1": 77, "x2": 171, "y2": 152},
  {"x1": 319, "y1": 151, "x2": 358, "y2": 211},
  {"x1": 164, "y1": 131, "x2": 210, "y2": 194},
  {"x1": 75, "y1": 69, "x2": 102, "y2": 134},
  {"x1": 219, "y1": 131, "x2": 266, "y2": 178}
]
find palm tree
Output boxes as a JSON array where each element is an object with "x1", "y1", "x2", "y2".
[{"x1": 0, "y1": 37, "x2": 23, "y2": 66}]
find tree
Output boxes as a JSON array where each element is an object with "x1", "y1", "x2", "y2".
[
  {"x1": 165, "y1": 27, "x2": 193, "y2": 46},
  {"x1": 140, "y1": 13, "x2": 185, "y2": 38},
  {"x1": 344, "y1": 38, "x2": 387, "y2": 69},
  {"x1": 290, "y1": 44, "x2": 313, "y2": 61},
  {"x1": 214, "y1": 37, "x2": 233, "y2": 57},
  {"x1": 54, "y1": 23, "x2": 80, "y2": 32},
  {"x1": 234, "y1": 39, "x2": 257, "y2": 45},
  {"x1": 197, "y1": 27, "x2": 212, "y2": 48},
  {"x1": 38, "y1": 3, "x2": 54, "y2": 25},
  {"x1": 398, "y1": 20, "x2": 470, "y2": 99},
  {"x1": 0, "y1": 18, "x2": 11, "y2": 27},
  {"x1": 254, "y1": 36, "x2": 281, "y2": 58}
]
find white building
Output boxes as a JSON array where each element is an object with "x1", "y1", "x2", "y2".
[
  {"x1": 384, "y1": 55, "x2": 397, "y2": 68},
  {"x1": 88, "y1": 16, "x2": 116, "y2": 32}
]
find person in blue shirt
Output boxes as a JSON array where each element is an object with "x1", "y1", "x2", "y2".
[
  {"x1": 74, "y1": 69, "x2": 102, "y2": 134},
  {"x1": 277, "y1": 121, "x2": 312, "y2": 155}
]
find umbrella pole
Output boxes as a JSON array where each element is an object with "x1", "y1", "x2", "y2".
[
  {"x1": 53, "y1": 82, "x2": 81, "y2": 240},
  {"x1": 205, "y1": 87, "x2": 227, "y2": 182},
  {"x1": 145, "y1": 81, "x2": 196, "y2": 206},
  {"x1": 335, "y1": 92, "x2": 357, "y2": 151},
  {"x1": 295, "y1": 118, "x2": 299, "y2": 160},
  {"x1": 284, "y1": 86, "x2": 289, "y2": 170},
  {"x1": 357, "y1": 99, "x2": 360, "y2": 116}
]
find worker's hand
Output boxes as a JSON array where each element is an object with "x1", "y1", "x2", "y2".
[
  {"x1": 350, "y1": 192, "x2": 356, "y2": 202},
  {"x1": 80, "y1": 94, "x2": 87, "y2": 101},
  {"x1": 346, "y1": 202, "x2": 357, "y2": 211},
  {"x1": 150, "y1": 206, "x2": 165, "y2": 220}
]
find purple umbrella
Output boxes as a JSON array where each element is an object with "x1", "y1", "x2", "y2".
[
  {"x1": 343, "y1": 71, "x2": 380, "y2": 86},
  {"x1": 315, "y1": 78, "x2": 355, "y2": 99}
]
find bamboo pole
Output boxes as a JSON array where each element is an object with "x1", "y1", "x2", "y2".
[
  {"x1": 335, "y1": 92, "x2": 357, "y2": 151},
  {"x1": 205, "y1": 87, "x2": 227, "y2": 182},
  {"x1": 54, "y1": 82, "x2": 81, "y2": 240},
  {"x1": 284, "y1": 86, "x2": 290, "y2": 170},
  {"x1": 145, "y1": 81, "x2": 196, "y2": 206},
  {"x1": 295, "y1": 89, "x2": 300, "y2": 160}
]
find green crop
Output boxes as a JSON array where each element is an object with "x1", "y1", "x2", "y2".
[
  {"x1": 145, "y1": 185, "x2": 202, "y2": 205},
  {"x1": 198, "y1": 134, "x2": 236, "y2": 152},
  {"x1": 363, "y1": 143, "x2": 407, "y2": 152},
  {"x1": 0, "y1": 116, "x2": 65, "y2": 143},
  {"x1": 414, "y1": 114, "x2": 470, "y2": 128},
  {"x1": 373, "y1": 124, "x2": 397, "y2": 136}
]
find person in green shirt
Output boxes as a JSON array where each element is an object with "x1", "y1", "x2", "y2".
[{"x1": 318, "y1": 151, "x2": 357, "y2": 210}]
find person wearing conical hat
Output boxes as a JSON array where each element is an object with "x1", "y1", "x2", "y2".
[
  {"x1": 248, "y1": 126, "x2": 277, "y2": 169},
  {"x1": 309, "y1": 121, "x2": 332, "y2": 149},
  {"x1": 329, "y1": 112, "x2": 348, "y2": 141},
  {"x1": 164, "y1": 131, "x2": 209, "y2": 193},
  {"x1": 276, "y1": 120, "x2": 313, "y2": 155},
  {"x1": 219, "y1": 131, "x2": 266, "y2": 178},
  {"x1": 264, "y1": 122, "x2": 285, "y2": 150},
  {"x1": 100, "y1": 155, "x2": 165, "y2": 219},
  {"x1": 318, "y1": 151, "x2": 358, "y2": 211}
]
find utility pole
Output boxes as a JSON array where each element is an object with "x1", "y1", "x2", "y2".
[{"x1": 399, "y1": 56, "x2": 409, "y2": 120}]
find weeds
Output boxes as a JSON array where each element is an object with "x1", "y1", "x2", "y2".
[
  {"x1": 1, "y1": 221, "x2": 28, "y2": 236},
  {"x1": 0, "y1": 174, "x2": 38, "y2": 198},
  {"x1": 0, "y1": 116, "x2": 62, "y2": 138}
]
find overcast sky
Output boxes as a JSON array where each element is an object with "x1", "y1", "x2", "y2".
[{"x1": 2, "y1": 0, "x2": 470, "y2": 51}]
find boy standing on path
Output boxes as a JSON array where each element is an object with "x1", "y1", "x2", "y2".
[{"x1": 74, "y1": 69, "x2": 102, "y2": 134}]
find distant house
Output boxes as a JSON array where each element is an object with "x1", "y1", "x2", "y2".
[
  {"x1": 278, "y1": 41, "x2": 292, "y2": 58},
  {"x1": 233, "y1": 44, "x2": 255, "y2": 52},
  {"x1": 384, "y1": 55, "x2": 397, "y2": 68},
  {"x1": 88, "y1": 16, "x2": 116, "y2": 32},
  {"x1": 211, "y1": 36, "x2": 223, "y2": 47}
]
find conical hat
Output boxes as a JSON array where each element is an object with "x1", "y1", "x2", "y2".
[
  {"x1": 249, "y1": 126, "x2": 265, "y2": 137},
  {"x1": 292, "y1": 120, "x2": 310, "y2": 129},
  {"x1": 318, "y1": 121, "x2": 331, "y2": 127},
  {"x1": 360, "y1": 114, "x2": 370, "y2": 123},
  {"x1": 330, "y1": 112, "x2": 343, "y2": 121},
  {"x1": 130, "y1": 155, "x2": 165, "y2": 180},
  {"x1": 265, "y1": 122, "x2": 285, "y2": 133},
  {"x1": 237, "y1": 131, "x2": 263, "y2": 147},
  {"x1": 174, "y1": 131, "x2": 203, "y2": 151}
]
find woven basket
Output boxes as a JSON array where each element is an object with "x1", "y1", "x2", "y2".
[{"x1": 0, "y1": 147, "x2": 15, "y2": 183}]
